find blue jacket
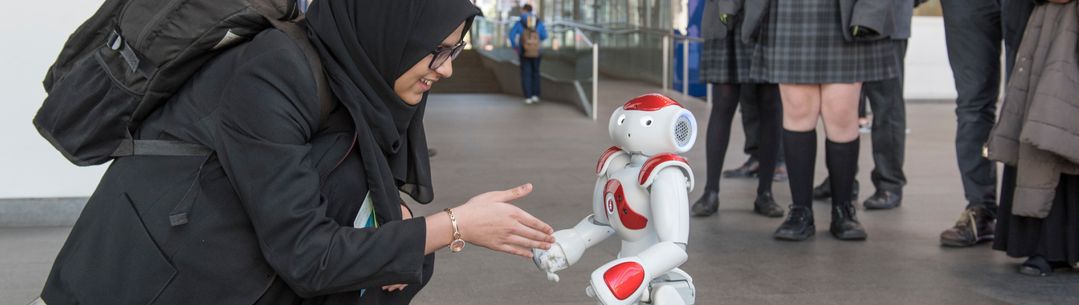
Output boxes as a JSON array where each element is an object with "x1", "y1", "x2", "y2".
[{"x1": 509, "y1": 13, "x2": 548, "y2": 50}]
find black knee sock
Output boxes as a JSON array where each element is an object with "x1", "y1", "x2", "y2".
[
  {"x1": 703, "y1": 84, "x2": 741, "y2": 193},
  {"x1": 755, "y1": 84, "x2": 780, "y2": 195},
  {"x1": 784, "y1": 129, "x2": 817, "y2": 208},
  {"x1": 826, "y1": 138, "x2": 861, "y2": 208}
]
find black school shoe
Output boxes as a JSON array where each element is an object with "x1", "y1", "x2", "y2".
[
  {"x1": 830, "y1": 202, "x2": 867, "y2": 240},
  {"x1": 723, "y1": 157, "x2": 759, "y2": 178},
  {"x1": 691, "y1": 190, "x2": 720, "y2": 217},
  {"x1": 753, "y1": 192, "x2": 785, "y2": 218},
  {"x1": 774, "y1": 206, "x2": 815, "y2": 241},
  {"x1": 812, "y1": 177, "x2": 859, "y2": 201},
  {"x1": 863, "y1": 190, "x2": 902, "y2": 210}
]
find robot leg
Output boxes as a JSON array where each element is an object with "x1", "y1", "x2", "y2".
[{"x1": 646, "y1": 269, "x2": 695, "y2": 305}]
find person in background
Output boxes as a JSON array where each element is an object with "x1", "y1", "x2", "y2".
[
  {"x1": 812, "y1": 0, "x2": 917, "y2": 211},
  {"x1": 990, "y1": 0, "x2": 1078, "y2": 277},
  {"x1": 692, "y1": 0, "x2": 785, "y2": 219},
  {"x1": 508, "y1": 3, "x2": 548, "y2": 104},
  {"x1": 748, "y1": 0, "x2": 899, "y2": 241},
  {"x1": 936, "y1": 0, "x2": 1008, "y2": 248},
  {"x1": 721, "y1": 94, "x2": 787, "y2": 183}
]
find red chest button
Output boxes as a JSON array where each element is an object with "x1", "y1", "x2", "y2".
[{"x1": 603, "y1": 179, "x2": 648, "y2": 230}]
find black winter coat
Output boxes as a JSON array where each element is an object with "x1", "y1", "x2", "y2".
[{"x1": 41, "y1": 30, "x2": 433, "y2": 305}]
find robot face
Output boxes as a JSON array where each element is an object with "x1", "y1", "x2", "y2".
[{"x1": 608, "y1": 94, "x2": 698, "y2": 155}]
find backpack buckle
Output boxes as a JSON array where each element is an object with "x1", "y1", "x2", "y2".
[
  {"x1": 106, "y1": 30, "x2": 124, "y2": 51},
  {"x1": 105, "y1": 30, "x2": 141, "y2": 72}
]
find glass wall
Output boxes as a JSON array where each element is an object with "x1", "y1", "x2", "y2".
[{"x1": 475, "y1": 0, "x2": 678, "y2": 87}]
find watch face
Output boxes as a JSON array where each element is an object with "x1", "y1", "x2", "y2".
[{"x1": 450, "y1": 239, "x2": 466, "y2": 252}]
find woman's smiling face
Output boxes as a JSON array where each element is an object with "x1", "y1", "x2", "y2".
[{"x1": 394, "y1": 22, "x2": 466, "y2": 105}]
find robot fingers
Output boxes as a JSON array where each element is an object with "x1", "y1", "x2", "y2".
[{"x1": 533, "y1": 246, "x2": 570, "y2": 274}]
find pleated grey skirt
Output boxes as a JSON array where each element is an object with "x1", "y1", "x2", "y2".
[
  {"x1": 750, "y1": 0, "x2": 899, "y2": 84},
  {"x1": 701, "y1": 22, "x2": 757, "y2": 84}
]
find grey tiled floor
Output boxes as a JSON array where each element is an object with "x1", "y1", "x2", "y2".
[{"x1": 3, "y1": 80, "x2": 1077, "y2": 305}]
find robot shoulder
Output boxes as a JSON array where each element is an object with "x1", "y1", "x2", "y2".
[
  {"x1": 596, "y1": 146, "x2": 630, "y2": 176},
  {"x1": 638, "y1": 153, "x2": 694, "y2": 190}
]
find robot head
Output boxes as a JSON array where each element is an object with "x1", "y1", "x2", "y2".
[{"x1": 608, "y1": 94, "x2": 698, "y2": 156}]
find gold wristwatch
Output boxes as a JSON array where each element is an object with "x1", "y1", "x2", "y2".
[{"x1": 444, "y1": 208, "x2": 465, "y2": 252}]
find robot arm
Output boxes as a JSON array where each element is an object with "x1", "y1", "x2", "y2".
[
  {"x1": 649, "y1": 167, "x2": 691, "y2": 245},
  {"x1": 533, "y1": 214, "x2": 616, "y2": 282},
  {"x1": 588, "y1": 167, "x2": 692, "y2": 305},
  {"x1": 533, "y1": 147, "x2": 629, "y2": 282}
]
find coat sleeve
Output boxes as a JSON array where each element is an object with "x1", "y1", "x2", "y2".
[
  {"x1": 843, "y1": 0, "x2": 894, "y2": 41},
  {"x1": 210, "y1": 32, "x2": 428, "y2": 298},
  {"x1": 702, "y1": 0, "x2": 734, "y2": 40},
  {"x1": 538, "y1": 20, "x2": 549, "y2": 40},
  {"x1": 509, "y1": 21, "x2": 522, "y2": 49}
]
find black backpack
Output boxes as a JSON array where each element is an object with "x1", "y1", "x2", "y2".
[{"x1": 35, "y1": 0, "x2": 330, "y2": 166}]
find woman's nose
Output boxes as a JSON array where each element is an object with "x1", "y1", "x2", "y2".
[{"x1": 436, "y1": 57, "x2": 454, "y2": 79}]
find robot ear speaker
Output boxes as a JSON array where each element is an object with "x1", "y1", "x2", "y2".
[{"x1": 674, "y1": 114, "x2": 693, "y2": 148}]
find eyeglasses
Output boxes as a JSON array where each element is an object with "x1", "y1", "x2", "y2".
[{"x1": 429, "y1": 40, "x2": 466, "y2": 70}]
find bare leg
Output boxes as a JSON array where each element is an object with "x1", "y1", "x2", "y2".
[
  {"x1": 774, "y1": 84, "x2": 822, "y2": 241},
  {"x1": 820, "y1": 83, "x2": 862, "y2": 142},
  {"x1": 820, "y1": 83, "x2": 867, "y2": 240}
]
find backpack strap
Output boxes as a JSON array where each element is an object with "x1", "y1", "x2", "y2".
[
  {"x1": 110, "y1": 138, "x2": 212, "y2": 157},
  {"x1": 109, "y1": 3, "x2": 332, "y2": 159},
  {"x1": 252, "y1": 2, "x2": 334, "y2": 130}
]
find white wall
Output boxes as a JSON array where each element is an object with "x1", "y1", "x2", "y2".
[
  {"x1": 905, "y1": 16, "x2": 957, "y2": 100},
  {"x1": 1, "y1": 1, "x2": 107, "y2": 198},
  {"x1": 0, "y1": 4, "x2": 959, "y2": 199}
]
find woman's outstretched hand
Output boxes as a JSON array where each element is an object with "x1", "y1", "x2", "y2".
[{"x1": 453, "y1": 183, "x2": 555, "y2": 258}]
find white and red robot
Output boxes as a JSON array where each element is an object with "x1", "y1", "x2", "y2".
[{"x1": 533, "y1": 94, "x2": 698, "y2": 305}]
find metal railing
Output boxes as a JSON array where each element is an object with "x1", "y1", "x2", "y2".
[
  {"x1": 663, "y1": 34, "x2": 706, "y2": 98},
  {"x1": 471, "y1": 16, "x2": 600, "y2": 119},
  {"x1": 469, "y1": 16, "x2": 708, "y2": 118}
]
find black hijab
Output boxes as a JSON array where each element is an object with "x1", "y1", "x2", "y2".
[{"x1": 306, "y1": 0, "x2": 480, "y2": 221}]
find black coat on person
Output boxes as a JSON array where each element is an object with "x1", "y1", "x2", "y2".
[
  {"x1": 39, "y1": 0, "x2": 481, "y2": 304},
  {"x1": 42, "y1": 29, "x2": 429, "y2": 305}
]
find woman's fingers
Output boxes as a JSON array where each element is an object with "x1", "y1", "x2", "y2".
[
  {"x1": 499, "y1": 243, "x2": 535, "y2": 258},
  {"x1": 505, "y1": 233, "x2": 551, "y2": 251},
  {"x1": 481, "y1": 183, "x2": 533, "y2": 203},
  {"x1": 511, "y1": 217, "x2": 555, "y2": 244},
  {"x1": 382, "y1": 284, "x2": 408, "y2": 292},
  {"x1": 513, "y1": 209, "x2": 554, "y2": 235}
]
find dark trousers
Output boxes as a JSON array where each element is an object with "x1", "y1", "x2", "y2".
[
  {"x1": 941, "y1": 0, "x2": 1002, "y2": 210},
  {"x1": 520, "y1": 56, "x2": 541, "y2": 98},
  {"x1": 864, "y1": 40, "x2": 909, "y2": 194},
  {"x1": 738, "y1": 88, "x2": 784, "y2": 163}
]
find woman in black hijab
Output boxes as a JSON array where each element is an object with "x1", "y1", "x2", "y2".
[{"x1": 40, "y1": 0, "x2": 554, "y2": 304}]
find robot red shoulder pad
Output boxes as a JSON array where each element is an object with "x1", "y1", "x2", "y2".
[
  {"x1": 623, "y1": 94, "x2": 684, "y2": 111},
  {"x1": 638, "y1": 153, "x2": 694, "y2": 190},
  {"x1": 596, "y1": 146, "x2": 629, "y2": 176}
]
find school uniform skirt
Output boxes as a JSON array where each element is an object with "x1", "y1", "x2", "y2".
[
  {"x1": 701, "y1": 22, "x2": 757, "y2": 84},
  {"x1": 750, "y1": 0, "x2": 898, "y2": 84}
]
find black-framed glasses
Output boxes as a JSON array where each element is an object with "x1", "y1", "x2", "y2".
[{"x1": 429, "y1": 40, "x2": 467, "y2": 70}]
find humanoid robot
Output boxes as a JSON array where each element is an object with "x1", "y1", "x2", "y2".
[{"x1": 533, "y1": 94, "x2": 698, "y2": 305}]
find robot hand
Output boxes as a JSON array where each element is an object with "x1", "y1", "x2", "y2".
[{"x1": 532, "y1": 243, "x2": 570, "y2": 282}]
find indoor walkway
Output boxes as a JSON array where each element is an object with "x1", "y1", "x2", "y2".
[{"x1": 2, "y1": 79, "x2": 1077, "y2": 305}]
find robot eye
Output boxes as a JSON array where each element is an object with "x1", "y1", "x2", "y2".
[
  {"x1": 640, "y1": 116, "x2": 654, "y2": 127},
  {"x1": 617, "y1": 114, "x2": 626, "y2": 125}
]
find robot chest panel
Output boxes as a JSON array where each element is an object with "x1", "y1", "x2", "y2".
[{"x1": 603, "y1": 169, "x2": 651, "y2": 231}]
